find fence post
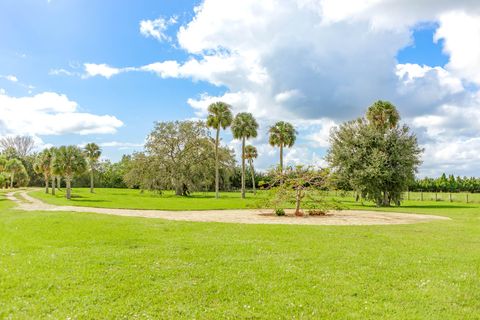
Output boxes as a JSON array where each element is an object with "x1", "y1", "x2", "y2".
[{"x1": 449, "y1": 192, "x2": 452, "y2": 202}]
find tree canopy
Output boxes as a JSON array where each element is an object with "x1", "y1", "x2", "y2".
[{"x1": 327, "y1": 101, "x2": 422, "y2": 206}]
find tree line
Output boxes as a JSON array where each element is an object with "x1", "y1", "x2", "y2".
[
  {"x1": 410, "y1": 173, "x2": 480, "y2": 193},
  {"x1": 2, "y1": 100, "x2": 428, "y2": 207}
]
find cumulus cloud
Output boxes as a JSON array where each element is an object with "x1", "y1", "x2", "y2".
[
  {"x1": 70, "y1": 0, "x2": 480, "y2": 175},
  {"x1": 0, "y1": 91, "x2": 123, "y2": 137},
  {"x1": 140, "y1": 16, "x2": 177, "y2": 42}
]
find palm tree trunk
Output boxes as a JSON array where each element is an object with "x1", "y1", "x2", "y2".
[
  {"x1": 51, "y1": 177, "x2": 56, "y2": 195},
  {"x1": 249, "y1": 159, "x2": 256, "y2": 195},
  {"x1": 57, "y1": 176, "x2": 61, "y2": 190},
  {"x1": 90, "y1": 166, "x2": 94, "y2": 193},
  {"x1": 66, "y1": 178, "x2": 72, "y2": 200},
  {"x1": 241, "y1": 137, "x2": 246, "y2": 199},
  {"x1": 215, "y1": 127, "x2": 220, "y2": 199},
  {"x1": 279, "y1": 143, "x2": 283, "y2": 172},
  {"x1": 10, "y1": 173, "x2": 14, "y2": 188},
  {"x1": 45, "y1": 175, "x2": 49, "y2": 194}
]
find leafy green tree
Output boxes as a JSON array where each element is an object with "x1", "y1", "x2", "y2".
[
  {"x1": 49, "y1": 147, "x2": 60, "y2": 195},
  {"x1": 268, "y1": 121, "x2": 297, "y2": 172},
  {"x1": 327, "y1": 101, "x2": 422, "y2": 206},
  {"x1": 206, "y1": 102, "x2": 233, "y2": 198},
  {"x1": 33, "y1": 149, "x2": 53, "y2": 194},
  {"x1": 5, "y1": 158, "x2": 26, "y2": 188},
  {"x1": 51, "y1": 146, "x2": 87, "y2": 199},
  {"x1": 84, "y1": 143, "x2": 102, "y2": 193},
  {"x1": 231, "y1": 113, "x2": 258, "y2": 199},
  {"x1": 143, "y1": 121, "x2": 235, "y2": 195},
  {"x1": 244, "y1": 145, "x2": 258, "y2": 195}
]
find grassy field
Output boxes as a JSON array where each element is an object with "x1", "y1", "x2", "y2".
[
  {"x1": 30, "y1": 188, "x2": 262, "y2": 210},
  {"x1": 1, "y1": 189, "x2": 480, "y2": 318}
]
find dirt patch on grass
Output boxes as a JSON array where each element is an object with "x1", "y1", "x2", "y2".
[{"x1": 7, "y1": 190, "x2": 450, "y2": 226}]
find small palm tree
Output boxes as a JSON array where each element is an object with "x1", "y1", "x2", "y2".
[
  {"x1": 268, "y1": 121, "x2": 297, "y2": 172},
  {"x1": 366, "y1": 100, "x2": 400, "y2": 131},
  {"x1": 206, "y1": 102, "x2": 233, "y2": 199},
  {"x1": 231, "y1": 112, "x2": 258, "y2": 199},
  {"x1": 5, "y1": 158, "x2": 24, "y2": 188},
  {"x1": 84, "y1": 143, "x2": 102, "y2": 193},
  {"x1": 244, "y1": 145, "x2": 258, "y2": 195},
  {"x1": 52, "y1": 146, "x2": 87, "y2": 199},
  {"x1": 34, "y1": 149, "x2": 53, "y2": 194}
]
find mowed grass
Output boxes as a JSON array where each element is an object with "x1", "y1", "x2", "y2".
[
  {"x1": 1, "y1": 191, "x2": 480, "y2": 318},
  {"x1": 30, "y1": 188, "x2": 262, "y2": 210}
]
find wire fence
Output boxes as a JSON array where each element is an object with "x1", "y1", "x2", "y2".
[{"x1": 321, "y1": 190, "x2": 480, "y2": 204}]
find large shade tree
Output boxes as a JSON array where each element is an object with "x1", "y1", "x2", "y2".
[
  {"x1": 52, "y1": 146, "x2": 87, "y2": 199},
  {"x1": 268, "y1": 121, "x2": 297, "y2": 172},
  {"x1": 244, "y1": 145, "x2": 258, "y2": 195},
  {"x1": 231, "y1": 113, "x2": 258, "y2": 199},
  {"x1": 84, "y1": 143, "x2": 102, "y2": 193},
  {"x1": 34, "y1": 149, "x2": 53, "y2": 194},
  {"x1": 327, "y1": 100, "x2": 422, "y2": 207},
  {"x1": 143, "y1": 120, "x2": 236, "y2": 195},
  {"x1": 206, "y1": 101, "x2": 233, "y2": 199}
]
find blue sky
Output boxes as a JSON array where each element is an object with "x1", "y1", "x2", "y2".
[{"x1": 1, "y1": 1, "x2": 480, "y2": 176}]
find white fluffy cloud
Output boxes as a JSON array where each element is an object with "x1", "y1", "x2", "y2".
[
  {"x1": 67, "y1": 0, "x2": 480, "y2": 175},
  {"x1": 140, "y1": 16, "x2": 177, "y2": 42},
  {"x1": 0, "y1": 91, "x2": 123, "y2": 137}
]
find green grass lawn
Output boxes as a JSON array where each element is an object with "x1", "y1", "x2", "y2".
[
  {"x1": 1, "y1": 190, "x2": 480, "y2": 318},
  {"x1": 30, "y1": 188, "x2": 262, "y2": 210}
]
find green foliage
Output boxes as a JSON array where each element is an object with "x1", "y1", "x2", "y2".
[
  {"x1": 128, "y1": 121, "x2": 236, "y2": 195},
  {"x1": 51, "y1": 145, "x2": 87, "y2": 199},
  {"x1": 366, "y1": 100, "x2": 400, "y2": 131},
  {"x1": 268, "y1": 121, "x2": 297, "y2": 148},
  {"x1": 231, "y1": 112, "x2": 258, "y2": 141},
  {"x1": 206, "y1": 101, "x2": 233, "y2": 130},
  {"x1": 274, "y1": 208, "x2": 285, "y2": 216},
  {"x1": 327, "y1": 101, "x2": 422, "y2": 207}
]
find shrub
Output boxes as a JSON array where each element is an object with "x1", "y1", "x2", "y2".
[{"x1": 275, "y1": 208, "x2": 286, "y2": 216}]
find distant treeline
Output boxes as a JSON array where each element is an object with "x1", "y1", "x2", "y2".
[{"x1": 409, "y1": 173, "x2": 480, "y2": 193}]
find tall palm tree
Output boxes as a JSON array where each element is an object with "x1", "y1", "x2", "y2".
[
  {"x1": 206, "y1": 102, "x2": 233, "y2": 198},
  {"x1": 244, "y1": 145, "x2": 258, "y2": 195},
  {"x1": 5, "y1": 158, "x2": 24, "y2": 188},
  {"x1": 231, "y1": 112, "x2": 258, "y2": 199},
  {"x1": 84, "y1": 143, "x2": 102, "y2": 193},
  {"x1": 52, "y1": 145, "x2": 87, "y2": 199},
  {"x1": 268, "y1": 121, "x2": 297, "y2": 172},
  {"x1": 33, "y1": 149, "x2": 53, "y2": 194}
]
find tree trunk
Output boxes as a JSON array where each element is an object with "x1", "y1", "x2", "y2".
[
  {"x1": 51, "y1": 177, "x2": 56, "y2": 195},
  {"x1": 241, "y1": 137, "x2": 246, "y2": 199},
  {"x1": 57, "y1": 176, "x2": 61, "y2": 190},
  {"x1": 382, "y1": 191, "x2": 389, "y2": 206},
  {"x1": 10, "y1": 173, "x2": 14, "y2": 188},
  {"x1": 66, "y1": 178, "x2": 72, "y2": 200},
  {"x1": 279, "y1": 143, "x2": 283, "y2": 172},
  {"x1": 249, "y1": 159, "x2": 256, "y2": 195},
  {"x1": 45, "y1": 178, "x2": 49, "y2": 194},
  {"x1": 215, "y1": 127, "x2": 220, "y2": 199},
  {"x1": 90, "y1": 167, "x2": 94, "y2": 193},
  {"x1": 295, "y1": 189, "x2": 303, "y2": 216}
]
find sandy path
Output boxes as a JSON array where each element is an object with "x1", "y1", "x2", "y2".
[{"x1": 4, "y1": 190, "x2": 450, "y2": 226}]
